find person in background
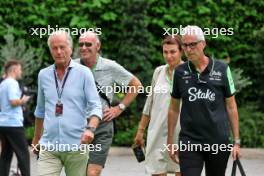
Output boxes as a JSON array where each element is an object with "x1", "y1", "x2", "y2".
[
  {"x1": 76, "y1": 31, "x2": 142, "y2": 176},
  {"x1": 0, "y1": 59, "x2": 31, "y2": 176},
  {"x1": 134, "y1": 35, "x2": 183, "y2": 176}
]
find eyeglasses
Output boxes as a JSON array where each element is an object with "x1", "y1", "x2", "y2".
[
  {"x1": 182, "y1": 40, "x2": 201, "y2": 49},
  {"x1": 79, "y1": 42, "x2": 93, "y2": 47}
]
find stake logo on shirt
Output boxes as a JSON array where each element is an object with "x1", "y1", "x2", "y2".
[
  {"x1": 209, "y1": 70, "x2": 222, "y2": 81},
  {"x1": 188, "y1": 87, "x2": 215, "y2": 102}
]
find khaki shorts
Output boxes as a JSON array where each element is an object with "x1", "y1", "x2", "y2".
[{"x1": 37, "y1": 150, "x2": 88, "y2": 176}]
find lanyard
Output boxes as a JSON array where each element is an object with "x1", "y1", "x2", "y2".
[
  {"x1": 53, "y1": 67, "x2": 72, "y2": 102},
  {"x1": 166, "y1": 65, "x2": 173, "y2": 92}
]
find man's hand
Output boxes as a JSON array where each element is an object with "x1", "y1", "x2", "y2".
[
  {"x1": 134, "y1": 130, "x2": 145, "y2": 147},
  {"x1": 21, "y1": 95, "x2": 31, "y2": 104},
  {"x1": 232, "y1": 144, "x2": 241, "y2": 160},
  {"x1": 80, "y1": 129, "x2": 94, "y2": 144},
  {"x1": 167, "y1": 139, "x2": 179, "y2": 163},
  {"x1": 31, "y1": 136, "x2": 40, "y2": 155},
  {"x1": 103, "y1": 106, "x2": 122, "y2": 121}
]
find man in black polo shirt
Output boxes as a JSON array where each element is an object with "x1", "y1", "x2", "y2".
[{"x1": 167, "y1": 25, "x2": 241, "y2": 176}]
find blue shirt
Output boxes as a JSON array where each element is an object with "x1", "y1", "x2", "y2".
[
  {"x1": 34, "y1": 60, "x2": 102, "y2": 150},
  {"x1": 0, "y1": 78, "x2": 23, "y2": 127}
]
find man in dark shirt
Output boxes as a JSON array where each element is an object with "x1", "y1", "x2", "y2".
[{"x1": 167, "y1": 25, "x2": 240, "y2": 176}]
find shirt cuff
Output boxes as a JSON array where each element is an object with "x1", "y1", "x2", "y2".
[
  {"x1": 87, "y1": 110, "x2": 103, "y2": 120},
  {"x1": 34, "y1": 110, "x2": 45, "y2": 119}
]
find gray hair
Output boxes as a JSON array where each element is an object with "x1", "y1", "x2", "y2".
[
  {"x1": 79, "y1": 31, "x2": 100, "y2": 44},
  {"x1": 47, "y1": 30, "x2": 73, "y2": 49},
  {"x1": 182, "y1": 25, "x2": 205, "y2": 41}
]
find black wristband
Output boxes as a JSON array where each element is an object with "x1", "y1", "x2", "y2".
[{"x1": 85, "y1": 126, "x2": 96, "y2": 133}]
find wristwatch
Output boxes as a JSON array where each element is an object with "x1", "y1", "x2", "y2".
[
  {"x1": 118, "y1": 103, "x2": 126, "y2": 111},
  {"x1": 85, "y1": 126, "x2": 96, "y2": 133},
  {"x1": 234, "y1": 139, "x2": 241, "y2": 145}
]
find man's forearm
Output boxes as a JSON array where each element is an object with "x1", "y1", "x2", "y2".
[
  {"x1": 228, "y1": 107, "x2": 239, "y2": 140},
  {"x1": 226, "y1": 97, "x2": 240, "y2": 140},
  {"x1": 168, "y1": 109, "x2": 178, "y2": 140},
  {"x1": 137, "y1": 114, "x2": 150, "y2": 132},
  {"x1": 34, "y1": 118, "x2": 44, "y2": 140},
  {"x1": 88, "y1": 115, "x2": 100, "y2": 128},
  {"x1": 10, "y1": 99, "x2": 25, "y2": 106},
  {"x1": 121, "y1": 76, "x2": 142, "y2": 107},
  {"x1": 168, "y1": 98, "x2": 180, "y2": 143},
  {"x1": 229, "y1": 111, "x2": 239, "y2": 140}
]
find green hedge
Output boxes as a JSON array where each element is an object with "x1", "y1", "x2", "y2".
[
  {"x1": 239, "y1": 104, "x2": 264, "y2": 147},
  {"x1": 0, "y1": 0, "x2": 263, "y2": 147}
]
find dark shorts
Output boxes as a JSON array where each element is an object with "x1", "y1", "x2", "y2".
[
  {"x1": 88, "y1": 121, "x2": 114, "y2": 167},
  {"x1": 179, "y1": 148, "x2": 230, "y2": 176}
]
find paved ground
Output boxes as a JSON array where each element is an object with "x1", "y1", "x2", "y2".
[{"x1": 10, "y1": 147, "x2": 264, "y2": 176}]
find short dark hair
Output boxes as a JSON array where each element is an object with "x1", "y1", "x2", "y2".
[
  {"x1": 4, "y1": 59, "x2": 21, "y2": 74},
  {"x1": 162, "y1": 35, "x2": 182, "y2": 51}
]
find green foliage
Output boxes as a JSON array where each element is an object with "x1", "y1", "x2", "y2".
[
  {"x1": 113, "y1": 125, "x2": 138, "y2": 146},
  {"x1": 25, "y1": 126, "x2": 35, "y2": 141},
  {"x1": 238, "y1": 103, "x2": 264, "y2": 147},
  {"x1": 0, "y1": 30, "x2": 43, "y2": 87},
  {"x1": 0, "y1": 0, "x2": 263, "y2": 147},
  {"x1": 232, "y1": 68, "x2": 252, "y2": 93}
]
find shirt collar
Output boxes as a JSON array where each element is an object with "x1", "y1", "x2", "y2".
[
  {"x1": 53, "y1": 58, "x2": 75, "y2": 69},
  {"x1": 80, "y1": 55, "x2": 101, "y2": 71},
  {"x1": 187, "y1": 57, "x2": 214, "y2": 74},
  {"x1": 68, "y1": 59, "x2": 76, "y2": 68},
  {"x1": 93, "y1": 54, "x2": 102, "y2": 71}
]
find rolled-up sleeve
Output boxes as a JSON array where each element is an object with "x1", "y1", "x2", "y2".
[
  {"x1": 84, "y1": 69, "x2": 102, "y2": 119},
  {"x1": 112, "y1": 61, "x2": 134, "y2": 87},
  {"x1": 34, "y1": 71, "x2": 45, "y2": 118},
  {"x1": 142, "y1": 66, "x2": 162, "y2": 116},
  {"x1": 224, "y1": 66, "x2": 236, "y2": 97},
  {"x1": 142, "y1": 94, "x2": 153, "y2": 116},
  {"x1": 8, "y1": 81, "x2": 20, "y2": 100}
]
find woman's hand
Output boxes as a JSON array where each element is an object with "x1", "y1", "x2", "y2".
[{"x1": 134, "y1": 130, "x2": 145, "y2": 147}]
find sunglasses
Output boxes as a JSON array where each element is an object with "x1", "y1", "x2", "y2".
[
  {"x1": 182, "y1": 40, "x2": 201, "y2": 49},
  {"x1": 79, "y1": 42, "x2": 93, "y2": 47}
]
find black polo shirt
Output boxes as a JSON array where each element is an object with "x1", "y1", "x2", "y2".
[{"x1": 171, "y1": 57, "x2": 236, "y2": 144}]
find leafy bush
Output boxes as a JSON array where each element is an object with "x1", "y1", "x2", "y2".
[
  {"x1": 0, "y1": 30, "x2": 43, "y2": 87},
  {"x1": 25, "y1": 126, "x2": 35, "y2": 144},
  {"x1": 239, "y1": 103, "x2": 264, "y2": 147},
  {"x1": 0, "y1": 0, "x2": 263, "y2": 147},
  {"x1": 113, "y1": 126, "x2": 138, "y2": 146},
  {"x1": 232, "y1": 68, "x2": 252, "y2": 93}
]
